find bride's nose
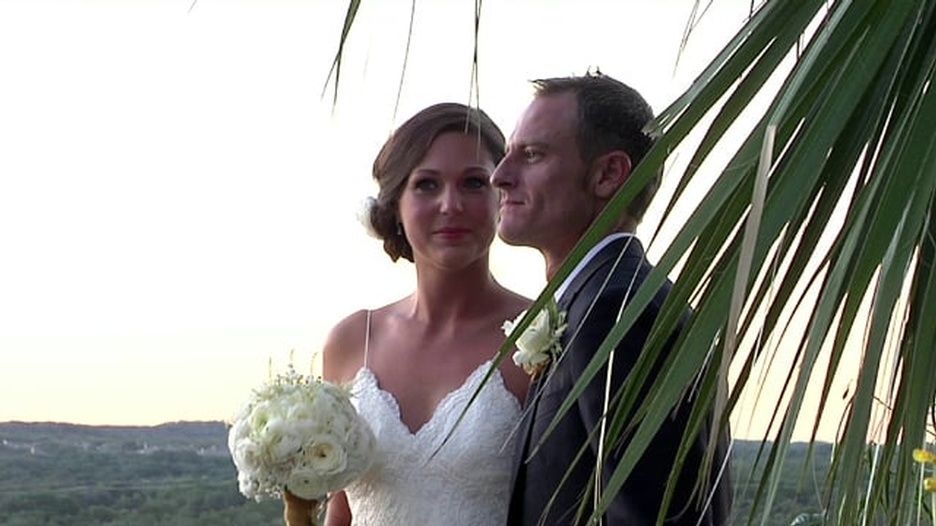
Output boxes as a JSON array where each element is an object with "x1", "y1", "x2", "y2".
[{"x1": 439, "y1": 186, "x2": 464, "y2": 214}]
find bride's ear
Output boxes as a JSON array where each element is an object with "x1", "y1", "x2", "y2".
[{"x1": 590, "y1": 151, "x2": 633, "y2": 199}]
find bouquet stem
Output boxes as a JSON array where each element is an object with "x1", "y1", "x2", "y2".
[{"x1": 283, "y1": 490, "x2": 320, "y2": 526}]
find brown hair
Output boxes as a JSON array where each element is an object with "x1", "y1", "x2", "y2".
[
  {"x1": 533, "y1": 73, "x2": 659, "y2": 224},
  {"x1": 367, "y1": 103, "x2": 506, "y2": 262}
]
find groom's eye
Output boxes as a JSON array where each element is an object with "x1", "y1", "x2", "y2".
[{"x1": 523, "y1": 148, "x2": 542, "y2": 162}]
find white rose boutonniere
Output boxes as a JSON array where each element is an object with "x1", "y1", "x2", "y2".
[{"x1": 502, "y1": 299, "x2": 567, "y2": 377}]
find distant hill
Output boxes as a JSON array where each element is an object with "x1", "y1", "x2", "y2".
[
  {"x1": 0, "y1": 421, "x2": 830, "y2": 525},
  {"x1": 0, "y1": 421, "x2": 229, "y2": 456},
  {"x1": 0, "y1": 421, "x2": 281, "y2": 525}
]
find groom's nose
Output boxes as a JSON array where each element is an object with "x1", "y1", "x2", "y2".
[{"x1": 491, "y1": 158, "x2": 515, "y2": 189}]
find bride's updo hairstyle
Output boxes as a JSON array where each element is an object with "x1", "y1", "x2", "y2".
[{"x1": 368, "y1": 103, "x2": 506, "y2": 262}]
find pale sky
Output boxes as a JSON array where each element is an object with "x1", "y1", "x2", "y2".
[{"x1": 0, "y1": 0, "x2": 859, "y2": 441}]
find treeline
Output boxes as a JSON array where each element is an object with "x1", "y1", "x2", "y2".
[
  {"x1": 730, "y1": 442, "x2": 832, "y2": 525},
  {"x1": 0, "y1": 422, "x2": 282, "y2": 525},
  {"x1": 0, "y1": 422, "x2": 830, "y2": 525},
  {"x1": 0, "y1": 482, "x2": 280, "y2": 526}
]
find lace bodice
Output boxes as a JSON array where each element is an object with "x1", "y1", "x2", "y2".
[{"x1": 343, "y1": 360, "x2": 521, "y2": 525}]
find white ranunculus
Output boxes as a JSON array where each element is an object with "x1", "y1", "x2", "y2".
[
  {"x1": 301, "y1": 435, "x2": 348, "y2": 476},
  {"x1": 286, "y1": 466, "x2": 330, "y2": 500}
]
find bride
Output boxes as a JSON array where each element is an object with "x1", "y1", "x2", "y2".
[{"x1": 284, "y1": 103, "x2": 530, "y2": 525}]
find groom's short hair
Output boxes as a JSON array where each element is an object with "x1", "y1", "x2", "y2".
[{"x1": 532, "y1": 73, "x2": 660, "y2": 224}]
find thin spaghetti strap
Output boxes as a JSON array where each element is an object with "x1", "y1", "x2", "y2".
[{"x1": 363, "y1": 310, "x2": 372, "y2": 369}]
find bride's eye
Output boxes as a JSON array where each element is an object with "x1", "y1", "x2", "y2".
[
  {"x1": 412, "y1": 178, "x2": 438, "y2": 192},
  {"x1": 463, "y1": 176, "x2": 489, "y2": 190}
]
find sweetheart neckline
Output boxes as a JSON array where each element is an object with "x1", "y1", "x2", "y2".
[{"x1": 353, "y1": 359, "x2": 520, "y2": 437}]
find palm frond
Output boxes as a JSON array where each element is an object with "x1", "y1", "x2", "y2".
[
  {"x1": 329, "y1": 0, "x2": 936, "y2": 523},
  {"x1": 322, "y1": 0, "x2": 363, "y2": 106}
]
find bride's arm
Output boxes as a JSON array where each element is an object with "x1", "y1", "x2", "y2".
[
  {"x1": 319, "y1": 312, "x2": 368, "y2": 526},
  {"x1": 324, "y1": 491, "x2": 352, "y2": 526},
  {"x1": 281, "y1": 312, "x2": 366, "y2": 525}
]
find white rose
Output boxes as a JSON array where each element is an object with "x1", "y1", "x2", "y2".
[
  {"x1": 227, "y1": 418, "x2": 250, "y2": 454},
  {"x1": 327, "y1": 405, "x2": 355, "y2": 434},
  {"x1": 233, "y1": 439, "x2": 263, "y2": 474},
  {"x1": 238, "y1": 471, "x2": 260, "y2": 500},
  {"x1": 292, "y1": 417, "x2": 328, "y2": 439},
  {"x1": 311, "y1": 392, "x2": 353, "y2": 433},
  {"x1": 248, "y1": 400, "x2": 278, "y2": 434},
  {"x1": 356, "y1": 196, "x2": 381, "y2": 239},
  {"x1": 261, "y1": 417, "x2": 302, "y2": 463},
  {"x1": 503, "y1": 302, "x2": 566, "y2": 376},
  {"x1": 518, "y1": 307, "x2": 553, "y2": 351},
  {"x1": 512, "y1": 342, "x2": 552, "y2": 375},
  {"x1": 287, "y1": 399, "x2": 317, "y2": 421}
]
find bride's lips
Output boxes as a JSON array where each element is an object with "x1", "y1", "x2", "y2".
[{"x1": 434, "y1": 227, "x2": 472, "y2": 239}]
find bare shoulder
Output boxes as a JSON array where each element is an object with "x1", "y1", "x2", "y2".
[
  {"x1": 322, "y1": 309, "x2": 370, "y2": 384},
  {"x1": 498, "y1": 286, "x2": 532, "y2": 319},
  {"x1": 492, "y1": 287, "x2": 533, "y2": 400}
]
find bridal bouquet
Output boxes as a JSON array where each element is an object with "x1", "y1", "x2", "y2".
[{"x1": 227, "y1": 366, "x2": 375, "y2": 506}]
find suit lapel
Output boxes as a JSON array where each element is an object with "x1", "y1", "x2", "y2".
[
  {"x1": 509, "y1": 237, "x2": 645, "y2": 523},
  {"x1": 507, "y1": 372, "x2": 540, "y2": 521}
]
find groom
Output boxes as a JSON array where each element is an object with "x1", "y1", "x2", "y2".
[{"x1": 493, "y1": 74, "x2": 732, "y2": 525}]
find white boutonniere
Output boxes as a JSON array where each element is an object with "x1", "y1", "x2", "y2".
[{"x1": 502, "y1": 299, "x2": 567, "y2": 377}]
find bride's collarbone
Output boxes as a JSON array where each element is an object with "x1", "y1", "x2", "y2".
[
  {"x1": 379, "y1": 322, "x2": 505, "y2": 353},
  {"x1": 366, "y1": 360, "x2": 495, "y2": 435},
  {"x1": 381, "y1": 306, "x2": 508, "y2": 338}
]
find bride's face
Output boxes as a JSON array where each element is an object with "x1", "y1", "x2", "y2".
[{"x1": 397, "y1": 131, "x2": 498, "y2": 270}]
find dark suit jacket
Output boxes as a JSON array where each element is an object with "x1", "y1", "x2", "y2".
[{"x1": 506, "y1": 237, "x2": 732, "y2": 526}]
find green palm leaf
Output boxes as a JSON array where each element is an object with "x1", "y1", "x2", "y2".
[{"x1": 329, "y1": 0, "x2": 936, "y2": 523}]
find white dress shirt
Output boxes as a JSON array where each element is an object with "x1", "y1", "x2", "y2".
[{"x1": 554, "y1": 232, "x2": 634, "y2": 302}]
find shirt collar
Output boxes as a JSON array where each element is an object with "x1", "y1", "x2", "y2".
[{"x1": 554, "y1": 232, "x2": 634, "y2": 302}]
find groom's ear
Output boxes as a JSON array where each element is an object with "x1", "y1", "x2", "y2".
[{"x1": 590, "y1": 150, "x2": 633, "y2": 199}]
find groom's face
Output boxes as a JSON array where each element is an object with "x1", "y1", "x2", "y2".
[{"x1": 492, "y1": 93, "x2": 599, "y2": 256}]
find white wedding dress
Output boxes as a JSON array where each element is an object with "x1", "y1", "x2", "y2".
[{"x1": 342, "y1": 314, "x2": 521, "y2": 525}]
